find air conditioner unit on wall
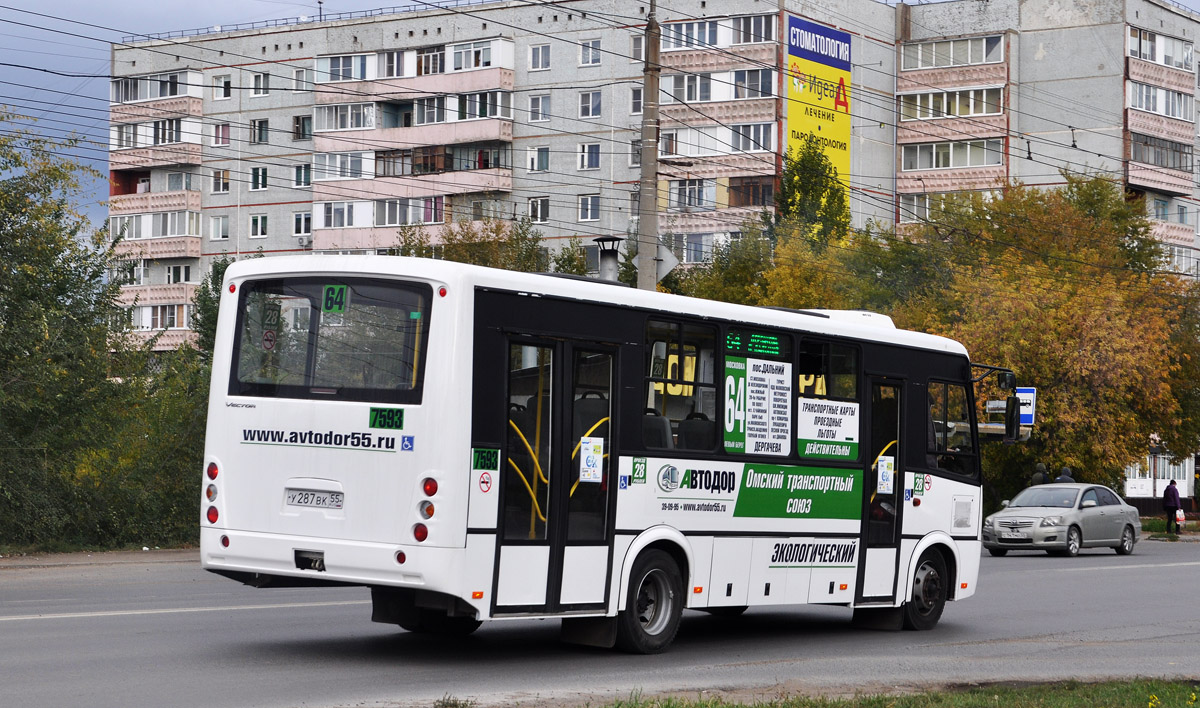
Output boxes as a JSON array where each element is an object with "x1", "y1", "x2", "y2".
[{"x1": 296, "y1": 235, "x2": 311, "y2": 248}]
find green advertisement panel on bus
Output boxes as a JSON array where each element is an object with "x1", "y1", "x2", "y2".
[{"x1": 653, "y1": 460, "x2": 859, "y2": 521}]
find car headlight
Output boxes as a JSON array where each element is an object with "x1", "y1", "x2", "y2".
[
  {"x1": 1040, "y1": 516, "x2": 1062, "y2": 527},
  {"x1": 982, "y1": 516, "x2": 993, "y2": 529}
]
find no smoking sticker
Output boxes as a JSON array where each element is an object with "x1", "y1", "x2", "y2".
[
  {"x1": 479, "y1": 472, "x2": 492, "y2": 493},
  {"x1": 262, "y1": 330, "x2": 276, "y2": 351}
]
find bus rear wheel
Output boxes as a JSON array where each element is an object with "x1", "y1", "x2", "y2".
[
  {"x1": 902, "y1": 550, "x2": 947, "y2": 631},
  {"x1": 615, "y1": 549, "x2": 683, "y2": 653}
]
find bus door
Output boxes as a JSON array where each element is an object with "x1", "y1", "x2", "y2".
[
  {"x1": 494, "y1": 338, "x2": 615, "y2": 614},
  {"x1": 858, "y1": 379, "x2": 903, "y2": 602}
]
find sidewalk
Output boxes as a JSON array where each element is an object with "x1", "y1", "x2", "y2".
[{"x1": 0, "y1": 548, "x2": 199, "y2": 569}]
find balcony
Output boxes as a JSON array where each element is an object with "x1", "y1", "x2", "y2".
[
  {"x1": 897, "y1": 63, "x2": 1007, "y2": 93},
  {"x1": 108, "y1": 189, "x2": 201, "y2": 215},
  {"x1": 315, "y1": 68, "x2": 514, "y2": 103},
  {"x1": 1127, "y1": 162, "x2": 1193, "y2": 196},
  {"x1": 110, "y1": 96, "x2": 202, "y2": 124},
  {"x1": 659, "y1": 97, "x2": 776, "y2": 126},
  {"x1": 1150, "y1": 219, "x2": 1194, "y2": 247},
  {"x1": 660, "y1": 42, "x2": 776, "y2": 74},
  {"x1": 127, "y1": 328, "x2": 198, "y2": 351},
  {"x1": 117, "y1": 283, "x2": 198, "y2": 309},
  {"x1": 653, "y1": 153, "x2": 775, "y2": 180},
  {"x1": 659, "y1": 206, "x2": 769, "y2": 233},
  {"x1": 113, "y1": 235, "x2": 203, "y2": 260},
  {"x1": 110, "y1": 143, "x2": 203, "y2": 170},
  {"x1": 314, "y1": 119, "x2": 512, "y2": 152},
  {"x1": 896, "y1": 165, "x2": 1007, "y2": 193},
  {"x1": 312, "y1": 227, "x2": 413, "y2": 252},
  {"x1": 1128, "y1": 57, "x2": 1194, "y2": 95},
  {"x1": 1127, "y1": 110, "x2": 1193, "y2": 145},
  {"x1": 312, "y1": 168, "x2": 511, "y2": 202},
  {"x1": 897, "y1": 115, "x2": 1006, "y2": 143}
]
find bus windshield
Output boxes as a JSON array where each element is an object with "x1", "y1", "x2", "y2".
[{"x1": 229, "y1": 276, "x2": 431, "y2": 403}]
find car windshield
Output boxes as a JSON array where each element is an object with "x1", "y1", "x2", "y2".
[{"x1": 1009, "y1": 487, "x2": 1078, "y2": 508}]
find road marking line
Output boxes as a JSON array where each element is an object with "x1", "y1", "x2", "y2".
[
  {"x1": 1052, "y1": 561, "x2": 1200, "y2": 572},
  {"x1": 0, "y1": 599, "x2": 369, "y2": 622}
]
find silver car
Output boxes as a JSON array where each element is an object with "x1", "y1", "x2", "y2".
[{"x1": 982, "y1": 483, "x2": 1141, "y2": 557}]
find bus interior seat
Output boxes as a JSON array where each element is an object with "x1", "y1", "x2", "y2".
[
  {"x1": 642, "y1": 408, "x2": 674, "y2": 449},
  {"x1": 677, "y1": 411, "x2": 716, "y2": 450},
  {"x1": 573, "y1": 391, "x2": 609, "y2": 441}
]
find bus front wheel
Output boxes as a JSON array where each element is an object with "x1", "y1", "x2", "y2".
[
  {"x1": 902, "y1": 549, "x2": 947, "y2": 631},
  {"x1": 615, "y1": 549, "x2": 683, "y2": 653}
]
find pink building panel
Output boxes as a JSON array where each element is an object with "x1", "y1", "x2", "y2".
[
  {"x1": 114, "y1": 235, "x2": 203, "y2": 260},
  {"x1": 128, "y1": 329, "x2": 198, "y2": 352},
  {"x1": 1128, "y1": 58, "x2": 1194, "y2": 95},
  {"x1": 660, "y1": 97, "x2": 776, "y2": 126},
  {"x1": 108, "y1": 189, "x2": 202, "y2": 215},
  {"x1": 110, "y1": 143, "x2": 203, "y2": 169},
  {"x1": 1128, "y1": 162, "x2": 1193, "y2": 196},
  {"x1": 896, "y1": 63, "x2": 1007, "y2": 93},
  {"x1": 313, "y1": 227, "x2": 410, "y2": 251},
  {"x1": 117, "y1": 283, "x2": 199, "y2": 308},
  {"x1": 1151, "y1": 220, "x2": 1194, "y2": 247},
  {"x1": 897, "y1": 115, "x2": 1006, "y2": 143},
  {"x1": 315, "y1": 69, "x2": 514, "y2": 103},
  {"x1": 656, "y1": 153, "x2": 776, "y2": 180},
  {"x1": 661, "y1": 43, "x2": 776, "y2": 74},
  {"x1": 312, "y1": 168, "x2": 512, "y2": 201},
  {"x1": 314, "y1": 119, "x2": 512, "y2": 152},
  {"x1": 896, "y1": 165, "x2": 1006, "y2": 193},
  {"x1": 110, "y1": 96, "x2": 203, "y2": 124},
  {"x1": 1127, "y1": 110, "x2": 1194, "y2": 144}
]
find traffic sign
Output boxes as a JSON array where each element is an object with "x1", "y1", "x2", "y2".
[{"x1": 1016, "y1": 387, "x2": 1036, "y2": 425}]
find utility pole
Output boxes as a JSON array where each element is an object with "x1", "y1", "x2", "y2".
[{"x1": 635, "y1": 0, "x2": 661, "y2": 291}]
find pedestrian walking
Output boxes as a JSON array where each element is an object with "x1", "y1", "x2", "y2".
[
  {"x1": 1054, "y1": 466, "x2": 1075, "y2": 483},
  {"x1": 1163, "y1": 479, "x2": 1182, "y2": 534},
  {"x1": 1031, "y1": 463, "x2": 1048, "y2": 486}
]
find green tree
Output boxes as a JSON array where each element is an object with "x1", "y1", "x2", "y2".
[
  {"x1": 551, "y1": 237, "x2": 590, "y2": 275},
  {"x1": 192, "y1": 255, "x2": 236, "y2": 359},
  {"x1": 772, "y1": 134, "x2": 851, "y2": 247}
]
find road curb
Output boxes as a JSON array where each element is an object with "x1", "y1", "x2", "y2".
[{"x1": 0, "y1": 548, "x2": 199, "y2": 569}]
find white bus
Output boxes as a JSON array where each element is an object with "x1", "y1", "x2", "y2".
[{"x1": 201, "y1": 256, "x2": 1018, "y2": 653}]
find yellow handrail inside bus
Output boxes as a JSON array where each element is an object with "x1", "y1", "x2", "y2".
[
  {"x1": 506, "y1": 458, "x2": 547, "y2": 523},
  {"x1": 508, "y1": 419, "x2": 550, "y2": 486}
]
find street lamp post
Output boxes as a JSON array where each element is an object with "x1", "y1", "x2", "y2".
[{"x1": 593, "y1": 235, "x2": 623, "y2": 282}]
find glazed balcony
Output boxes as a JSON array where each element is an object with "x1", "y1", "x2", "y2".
[
  {"x1": 1150, "y1": 219, "x2": 1194, "y2": 247},
  {"x1": 110, "y1": 96, "x2": 203, "y2": 124},
  {"x1": 127, "y1": 328, "x2": 198, "y2": 351},
  {"x1": 315, "y1": 68, "x2": 514, "y2": 103},
  {"x1": 1127, "y1": 161, "x2": 1193, "y2": 196},
  {"x1": 313, "y1": 227, "x2": 416, "y2": 251},
  {"x1": 314, "y1": 119, "x2": 512, "y2": 152},
  {"x1": 117, "y1": 283, "x2": 198, "y2": 308},
  {"x1": 312, "y1": 168, "x2": 511, "y2": 202},
  {"x1": 897, "y1": 62, "x2": 1007, "y2": 93},
  {"x1": 1128, "y1": 57, "x2": 1194, "y2": 95},
  {"x1": 660, "y1": 42, "x2": 776, "y2": 74},
  {"x1": 897, "y1": 115, "x2": 1006, "y2": 143},
  {"x1": 896, "y1": 165, "x2": 1007, "y2": 193},
  {"x1": 108, "y1": 189, "x2": 201, "y2": 215},
  {"x1": 654, "y1": 152, "x2": 776, "y2": 181},
  {"x1": 110, "y1": 143, "x2": 203, "y2": 170},
  {"x1": 659, "y1": 97, "x2": 776, "y2": 127},
  {"x1": 1127, "y1": 110, "x2": 1194, "y2": 145},
  {"x1": 658, "y1": 206, "x2": 770, "y2": 232},
  {"x1": 113, "y1": 235, "x2": 203, "y2": 260}
]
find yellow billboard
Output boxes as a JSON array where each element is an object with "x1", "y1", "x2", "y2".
[{"x1": 786, "y1": 16, "x2": 852, "y2": 181}]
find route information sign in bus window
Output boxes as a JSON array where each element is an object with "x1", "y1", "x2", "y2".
[{"x1": 724, "y1": 357, "x2": 793, "y2": 456}]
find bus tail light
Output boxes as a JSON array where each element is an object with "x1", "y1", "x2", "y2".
[
  {"x1": 206, "y1": 506, "x2": 219, "y2": 524},
  {"x1": 206, "y1": 485, "x2": 218, "y2": 502},
  {"x1": 207, "y1": 462, "x2": 219, "y2": 480},
  {"x1": 438, "y1": 286, "x2": 447, "y2": 297},
  {"x1": 419, "y1": 501, "x2": 434, "y2": 519},
  {"x1": 220, "y1": 535, "x2": 230, "y2": 548},
  {"x1": 422, "y1": 478, "x2": 438, "y2": 496},
  {"x1": 395, "y1": 551, "x2": 406, "y2": 564},
  {"x1": 413, "y1": 524, "x2": 428, "y2": 542}
]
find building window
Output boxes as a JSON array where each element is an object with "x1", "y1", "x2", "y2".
[
  {"x1": 376, "y1": 150, "x2": 411, "y2": 177},
  {"x1": 1154, "y1": 198, "x2": 1170, "y2": 221},
  {"x1": 453, "y1": 41, "x2": 492, "y2": 70},
  {"x1": 374, "y1": 197, "x2": 444, "y2": 226},
  {"x1": 683, "y1": 233, "x2": 713, "y2": 263},
  {"x1": 250, "y1": 167, "x2": 268, "y2": 190},
  {"x1": 660, "y1": 131, "x2": 678, "y2": 155},
  {"x1": 901, "y1": 139, "x2": 1005, "y2": 170},
  {"x1": 379, "y1": 51, "x2": 403, "y2": 78},
  {"x1": 292, "y1": 115, "x2": 312, "y2": 140},
  {"x1": 163, "y1": 172, "x2": 191, "y2": 191},
  {"x1": 294, "y1": 164, "x2": 312, "y2": 187},
  {"x1": 115, "y1": 124, "x2": 137, "y2": 149},
  {"x1": 187, "y1": 169, "x2": 219, "y2": 196},
  {"x1": 152, "y1": 119, "x2": 181, "y2": 145},
  {"x1": 417, "y1": 46, "x2": 446, "y2": 76},
  {"x1": 314, "y1": 103, "x2": 376, "y2": 131},
  {"x1": 528, "y1": 146, "x2": 550, "y2": 172},
  {"x1": 292, "y1": 68, "x2": 313, "y2": 91},
  {"x1": 731, "y1": 123, "x2": 773, "y2": 152},
  {"x1": 579, "y1": 90, "x2": 602, "y2": 118},
  {"x1": 900, "y1": 88, "x2": 1002, "y2": 120},
  {"x1": 529, "y1": 197, "x2": 550, "y2": 223},
  {"x1": 210, "y1": 215, "x2": 229, "y2": 240},
  {"x1": 110, "y1": 216, "x2": 142, "y2": 241},
  {"x1": 578, "y1": 143, "x2": 601, "y2": 170},
  {"x1": 151, "y1": 211, "x2": 200, "y2": 237},
  {"x1": 631, "y1": 87, "x2": 643, "y2": 114},
  {"x1": 213, "y1": 123, "x2": 230, "y2": 146},
  {"x1": 729, "y1": 176, "x2": 774, "y2": 207},
  {"x1": 252, "y1": 72, "x2": 270, "y2": 95},
  {"x1": 150, "y1": 304, "x2": 188, "y2": 330},
  {"x1": 1129, "y1": 81, "x2": 1195, "y2": 121},
  {"x1": 412, "y1": 146, "x2": 450, "y2": 174},
  {"x1": 733, "y1": 69, "x2": 771, "y2": 98},
  {"x1": 580, "y1": 38, "x2": 602, "y2": 65},
  {"x1": 662, "y1": 21, "x2": 718, "y2": 50},
  {"x1": 578, "y1": 194, "x2": 601, "y2": 221},
  {"x1": 416, "y1": 97, "x2": 446, "y2": 125},
  {"x1": 214, "y1": 75, "x2": 231, "y2": 100},
  {"x1": 902, "y1": 36, "x2": 1003, "y2": 70},
  {"x1": 631, "y1": 35, "x2": 645, "y2": 63},
  {"x1": 294, "y1": 212, "x2": 312, "y2": 235},
  {"x1": 166, "y1": 265, "x2": 192, "y2": 284},
  {"x1": 1129, "y1": 27, "x2": 1194, "y2": 71},
  {"x1": 250, "y1": 119, "x2": 269, "y2": 144},
  {"x1": 670, "y1": 179, "x2": 715, "y2": 211},
  {"x1": 249, "y1": 214, "x2": 268, "y2": 238},
  {"x1": 530, "y1": 94, "x2": 550, "y2": 122},
  {"x1": 733, "y1": 15, "x2": 775, "y2": 44},
  {"x1": 530, "y1": 43, "x2": 550, "y2": 70},
  {"x1": 457, "y1": 90, "x2": 512, "y2": 120},
  {"x1": 663, "y1": 74, "x2": 711, "y2": 103},
  {"x1": 1131, "y1": 133, "x2": 1193, "y2": 172},
  {"x1": 314, "y1": 152, "x2": 367, "y2": 180},
  {"x1": 321, "y1": 202, "x2": 353, "y2": 228},
  {"x1": 318, "y1": 55, "x2": 368, "y2": 82},
  {"x1": 630, "y1": 139, "x2": 642, "y2": 167}
]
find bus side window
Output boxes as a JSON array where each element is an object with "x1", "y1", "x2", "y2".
[
  {"x1": 928, "y1": 381, "x2": 975, "y2": 476},
  {"x1": 644, "y1": 320, "x2": 716, "y2": 450}
]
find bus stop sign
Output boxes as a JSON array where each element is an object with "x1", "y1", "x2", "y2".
[{"x1": 1016, "y1": 387, "x2": 1036, "y2": 425}]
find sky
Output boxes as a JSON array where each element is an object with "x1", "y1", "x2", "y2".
[{"x1": 6, "y1": 0, "x2": 1200, "y2": 228}]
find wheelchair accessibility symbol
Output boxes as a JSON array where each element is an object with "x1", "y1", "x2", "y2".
[{"x1": 401, "y1": 435, "x2": 414, "y2": 451}]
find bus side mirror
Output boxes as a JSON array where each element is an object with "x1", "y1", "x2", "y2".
[
  {"x1": 1004, "y1": 395, "x2": 1020, "y2": 442},
  {"x1": 998, "y1": 372, "x2": 1016, "y2": 391}
]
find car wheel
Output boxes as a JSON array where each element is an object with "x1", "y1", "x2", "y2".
[
  {"x1": 1115, "y1": 525, "x2": 1135, "y2": 555},
  {"x1": 902, "y1": 549, "x2": 947, "y2": 631},
  {"x1": 1065, "y1": 526, "x2": 1081, "y2": 557},
  {"x1": 987, "y1": 548, "x2": 1008, "y2": 557},
  {"x1": 615, "y1": 549, "x2": 683, "y2": 653}
]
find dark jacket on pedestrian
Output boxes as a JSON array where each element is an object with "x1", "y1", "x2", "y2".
[
  {"x1": 1164, "y1": 483, "x2": 1181, "y2": 510},
  {"x1": 1054, "y1": 467, "x2": 1075, "y2": 483}
]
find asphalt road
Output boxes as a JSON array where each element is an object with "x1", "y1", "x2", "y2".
[{"x1": 2, "y1": 540, "x2": 1197, "y2": 708}]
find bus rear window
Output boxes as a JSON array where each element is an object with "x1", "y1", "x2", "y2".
[{"x1": 229, "y1": 277, "x2": 431, "y2": 403}]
